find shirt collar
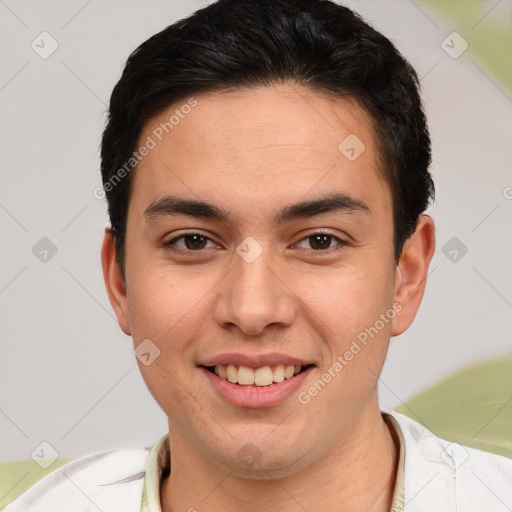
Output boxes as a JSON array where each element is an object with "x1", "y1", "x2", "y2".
[
  {"x1": 140, "y1": 433, "x2": 169, "y2": 512},
  {"x1": 140, "y1": 414, "x2": 405, "y2": 512}
]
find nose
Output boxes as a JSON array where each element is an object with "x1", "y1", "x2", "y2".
[{"x1": 212, "y1": 243, "x2": 297, "y2": 336}]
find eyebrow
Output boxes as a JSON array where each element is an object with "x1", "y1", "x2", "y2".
[{"x1": 143, "y1": 193, "x2": 369, "y2": 225}]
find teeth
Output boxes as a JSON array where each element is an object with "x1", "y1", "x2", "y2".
[
  {"x1": 212, "y1": 364, "x2": 305, "y2": 387},
  {"x1": 284, "y1": 365, "x2": 295, "y2": 379},
  {"x1": 217, "y1": 364, "x2": 227, "y2": 379},
  {"x1": 227, "y1": 364, "x2": 238, "y2": 383},
  {"x1": 237, "y1": 366, "x2": 255, "y2": 385},
  {"x1": 255, "y1": 366, "x2": 274, "y2": 386},
  {"x1": 273, "y1": 365, "x2": 285, "y2": 382}
]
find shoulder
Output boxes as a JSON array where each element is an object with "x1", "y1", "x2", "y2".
[
  {"x1": 388, "y1": 411, "x2": 512, "y2": 511},
  {"x1": 3, "y1": 446, "x2": 151, "y2": 512}
]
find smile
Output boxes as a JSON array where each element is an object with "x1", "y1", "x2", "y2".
[
  {"x1": 205, "y1": 364, "x2": 314, "y2": 387},
  {"x1": 200, "y1": 363, "x2": 316, "y2": 408}
]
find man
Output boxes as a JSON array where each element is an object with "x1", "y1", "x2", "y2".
[{"x1": 5, "y1": 0, "x2": 511, "y2": 511}]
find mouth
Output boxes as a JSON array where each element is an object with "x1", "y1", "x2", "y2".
[{"x1": 202, "y1": 363, "x2": 315, "y2": 387}]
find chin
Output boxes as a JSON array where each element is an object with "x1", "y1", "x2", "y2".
[{"x1": 204, "y1": 433, "x2": 315, "y2": 480}]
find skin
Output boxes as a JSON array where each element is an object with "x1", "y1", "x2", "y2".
[{"x1": 102, "y1": 83, "x2": 435, "y2": 512}]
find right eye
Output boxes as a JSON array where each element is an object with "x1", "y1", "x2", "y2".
[{"x1": 163, "y1": 233, "x2": 221, "y2": 254}]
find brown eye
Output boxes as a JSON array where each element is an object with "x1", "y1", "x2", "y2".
[
  {"x1": 182, "y1": 234, "x2": 208, "y2": 250},
  {"x1": 164, "y1": 233, "x2": 217, "y2": 252},
  {"x1": 309, "y1": 234, "x2": 333, "y2": 250},
  {"x1": 296, "y1": 233, "x2": 343, "y2": 251}
]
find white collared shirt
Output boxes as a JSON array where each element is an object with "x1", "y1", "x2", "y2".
[{"x1": 4, "y1": 411, "x2": 511, "y2": 511}]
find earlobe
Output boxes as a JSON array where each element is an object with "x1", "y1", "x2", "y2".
[
  {"x1": 391, "y1": 214, "x2": 436, "y2": 337},
  {"x1": 101, "y1": 227, "x2": 132, "y2": 335}
]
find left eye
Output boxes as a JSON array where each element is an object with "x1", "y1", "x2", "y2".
[{"x1": 296, "y1": 233, "x2": 343, "y2": 251}]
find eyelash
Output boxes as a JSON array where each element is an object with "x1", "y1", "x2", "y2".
[{"x1": 163, "y1": 231, "x2": 347, "y2": 256}]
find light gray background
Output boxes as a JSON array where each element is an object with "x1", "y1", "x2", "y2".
[{"x1": 1, "y1": 0, "x2": 511, "y2": 462}]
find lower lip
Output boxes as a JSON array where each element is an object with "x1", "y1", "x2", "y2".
[{"x1": 200, "y1": 366, "x2": 315, "y2": 408}]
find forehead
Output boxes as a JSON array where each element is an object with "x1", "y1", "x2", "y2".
[{"x1": 129, "y1": 83, "x2": 390, "y2": 222}]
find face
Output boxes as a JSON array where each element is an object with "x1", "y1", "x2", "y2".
[{"x1": 103, "y1": 83, "x2": 429, "y2": 477}]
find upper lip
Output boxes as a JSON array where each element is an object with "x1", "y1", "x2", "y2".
[{"x1": 198, "y1": 352, "x2": 314, "y2": 368}]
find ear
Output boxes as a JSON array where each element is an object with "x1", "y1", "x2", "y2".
[
  {"x1": 101, "y1": 226, "x2": 131, "y2": 335},
  {"x1": 391, "y1": 214, "x2": 435, "y2": 336}
]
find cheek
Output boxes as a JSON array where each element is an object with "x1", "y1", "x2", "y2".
[
  {"x1": 294, "y1": 269, "x2": 395, "y2": 424},
  {"x1": 126, "y1": 261, "x2": 209, "y2": 352},
  {"x1": 126, "y1": 269, "x2": 213, "y2": 413},
  {"x1": 297, "y1": 262, "x2": 395, "y2": 343}
]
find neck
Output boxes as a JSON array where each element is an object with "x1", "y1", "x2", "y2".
[{"x1": 161, "y1": 400, "x2": 398, "y2": 512}]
